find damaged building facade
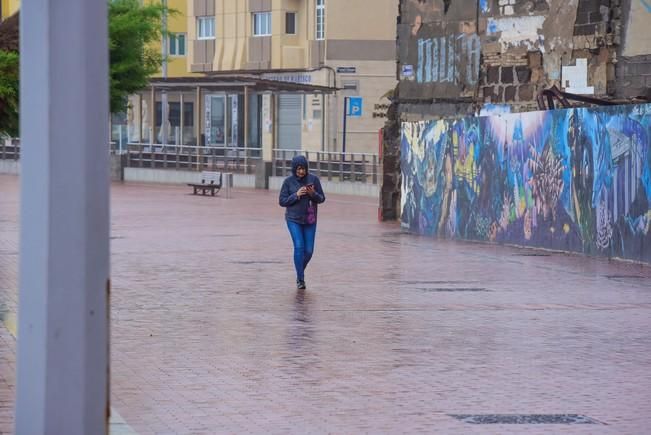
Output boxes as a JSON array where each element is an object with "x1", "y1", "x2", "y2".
[{"x1": 381, "y1": 0, "x2": 651, "y2": 221}]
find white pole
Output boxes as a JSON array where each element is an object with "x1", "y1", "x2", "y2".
[
  {"x1": 119, "y1": 124, "x2": 123, "y2": 154},
  {"x1": 162, "y1": 91, "x2": 168, "y2": 147},
  {"x1": 16, "y1": 0, "x2": 110, "y2": 433},
  {"x1": 162, "y1": 0, "x2": 168, "y2": 79}
]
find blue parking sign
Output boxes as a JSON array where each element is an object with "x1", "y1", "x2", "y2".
[{"x1": 347, "y1": 97, "x2": 363, "y2": 117}]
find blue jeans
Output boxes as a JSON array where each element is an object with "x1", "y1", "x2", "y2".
[{"x1": 286, "y1": 220, "x2": 317, "y2": 281}]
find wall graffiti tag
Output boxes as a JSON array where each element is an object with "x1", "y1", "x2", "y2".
[
  {"x1": 401, "y1": 104, "x2": 651, "y2": 263},
  {"x1": 416, "y1": 33, "x2": 480, "y2": 86}
]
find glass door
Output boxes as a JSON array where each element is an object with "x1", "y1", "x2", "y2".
[{"x1": 205, "y1": 94, "x2": 226, "y2": 146}]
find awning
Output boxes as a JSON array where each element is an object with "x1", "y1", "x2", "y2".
[{"x1": 147, "y1": 75, "x2": 338, "y2": 94}]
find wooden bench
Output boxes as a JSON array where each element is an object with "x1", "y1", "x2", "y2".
[{"x1": 188, "y1": 171, "x2": 222, "y2": 196}]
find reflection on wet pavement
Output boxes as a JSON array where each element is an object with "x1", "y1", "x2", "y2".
[{"x1": 1, "y1": 175, "x2": 651, "y2": 433}]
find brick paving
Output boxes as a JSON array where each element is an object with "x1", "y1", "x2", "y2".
[{"x1": 1, "y1": 173, "x2": 651, "y2": 434}]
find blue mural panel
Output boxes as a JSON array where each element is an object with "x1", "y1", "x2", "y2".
[{"x1": 401, "y1": 104, "x2": 651, "y2": 263}]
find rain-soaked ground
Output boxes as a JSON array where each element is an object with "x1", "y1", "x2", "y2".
[{"x1": 1, "y1": 174, "x2": 651, "y2": 434}]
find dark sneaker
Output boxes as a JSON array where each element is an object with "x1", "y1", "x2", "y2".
[{"x1": 297, "y1": 280, "x2": 306, "y2": 290}]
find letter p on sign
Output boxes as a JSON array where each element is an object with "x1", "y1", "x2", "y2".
[{"x1": 347, "y1": 97, "x2": 363, "y2": 117}]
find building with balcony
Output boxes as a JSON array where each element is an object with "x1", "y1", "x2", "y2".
[{"x1": 124, "y1": 0, "x2": 398, "y2": 158}]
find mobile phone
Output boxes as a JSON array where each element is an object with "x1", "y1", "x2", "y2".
[{"x1": 306, "y1": 184, "x2": 314, "y2": 189}]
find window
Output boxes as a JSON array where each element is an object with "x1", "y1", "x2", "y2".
[
  {"x1": 316, "y1": 0, "x2": 325, "y2": 40},
  {"x1": 155, "y1": 102, "x2": 194, "y2": 127},
  {"x1": 183, "y1": 102, "x2": 194, "y2": 127},
  {"x1": 168, "y1": 103, "x2": 181, "y2": 127},
  {"x1": 168, "y1": 33, "x2": 186, "y2": 56},
  {"x1": 286, "y1": 12, "x2": 296, "y2": 34},
  {"x1": 155, "y1": 102, "x2": 164, "y2": 127},
  {"x1": 197, "y1": 16, "x2": 215, "y2": 39},
  {"x1": 253, "y1": 12, "x2": 271, "y2": 36}
]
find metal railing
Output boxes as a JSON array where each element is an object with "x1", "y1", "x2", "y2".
[
  {"x1": 272, "y1": 149, "x2": 379, "y2": 184},
  {"x1": 0, "y1": 139, "x2": 20, "y2": 161},
  {"x1": 122, "y1": 143, "x2": 261, "y2": 174},
  {"x1": 4, "y1": 140, "x2": 380, "y2": 184}
]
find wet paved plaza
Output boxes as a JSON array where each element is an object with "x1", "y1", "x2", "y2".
[{"x1": 1, "y1": 174, "x2": 651, "y2": 434}]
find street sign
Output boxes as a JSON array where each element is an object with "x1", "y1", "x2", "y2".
[
  {"x1": 337, "y1": 66, "x2": 356, "y2": 74},
  {"x1": 347, "y1": 97, "x2": 363, "y2": 117}
]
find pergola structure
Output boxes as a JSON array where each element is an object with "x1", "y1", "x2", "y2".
[{"x1": 135, "y1": 75, "x2": 337, "y2": 152}]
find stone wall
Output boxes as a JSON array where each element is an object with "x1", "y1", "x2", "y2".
[
  {"x1": 616, "y1": 0, "x2": 651, "y2": 99},
  {"x1": 573, "y1": 0, "x2": 611, "y2": 36},
  {"x1": 397, "y1": 0, "x2": 595, "y2": 113},
  {"x1": 617, "y1": 55, "x2": 651, "y2": 99},
  {"x1": 395, "y1": 0, "x2": 638, "y2": 115},
  {"x1": 480, "y1": 51, "x2": 541, "y2": 112}
]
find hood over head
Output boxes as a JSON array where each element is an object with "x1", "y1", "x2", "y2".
[{"x1": 291, "y1": 155, "x2": 309, "y2": 177}]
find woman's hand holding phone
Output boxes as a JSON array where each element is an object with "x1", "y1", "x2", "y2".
[{"x1": 298, "y1": 184, "x2": 315, "y2": 198}]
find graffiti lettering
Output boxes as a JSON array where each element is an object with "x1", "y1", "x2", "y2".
[{"x1": 416, "y1": 33, "x2": 480, "y2": 86}]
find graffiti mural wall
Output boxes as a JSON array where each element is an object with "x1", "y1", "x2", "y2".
[{"x1": 401, "y1": 104, "x2": 651, "y2": 263}]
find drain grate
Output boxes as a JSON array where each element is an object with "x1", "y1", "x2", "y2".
[
  {"x1": 381, "y1": 231, "x2": 406, "y2": 237},
  {"x1": 401, "y1": 280, "x2": 478, "y2": 285},
  {"x1": 449, "y1": 414, "x2": 602, "y2": 425},
  {"x1": 418, "y1": 287, "x2": 490, "y2": 292},
  {"x1": 230, "y1": 260, "x2": 284, "y2": 265},
  {"x1": 513, "y1": 253, "x2": 551, "y2": 257},
  {"x1": 605, "y1": 275, "x2": 646, "y2": 280}
]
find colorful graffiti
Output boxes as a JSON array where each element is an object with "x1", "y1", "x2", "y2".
[{"x1": 401, "y1": 104, "x2": 651, "y2": 263}]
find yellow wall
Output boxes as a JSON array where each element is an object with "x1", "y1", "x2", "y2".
[
  {"x1": 151, "y1": 0, "x2": 196, "y2": 77},
  {"x1": 1, "y1": 0, "x2": 192, "y2": 77},
  {"x1": 167, "y1": 0, "x2": 194, "y2": 77},
  {"x1": 214, "y1": 0, "x2": 248, "y2": 71},
  {"x1": 206, "y1": 0, "x2": 313, "y2": 71},
  {"x1": 1, "y1": 0, "x2": 20, "y2": 19}
]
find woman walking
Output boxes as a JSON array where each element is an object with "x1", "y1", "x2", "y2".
[{"x1": 279, "y1": 155, "x2": 326, "y2": 289}]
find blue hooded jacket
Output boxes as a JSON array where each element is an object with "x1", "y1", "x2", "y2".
[{"x1": 279, "y1": 155, "x2": 326, "y2": 224}]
